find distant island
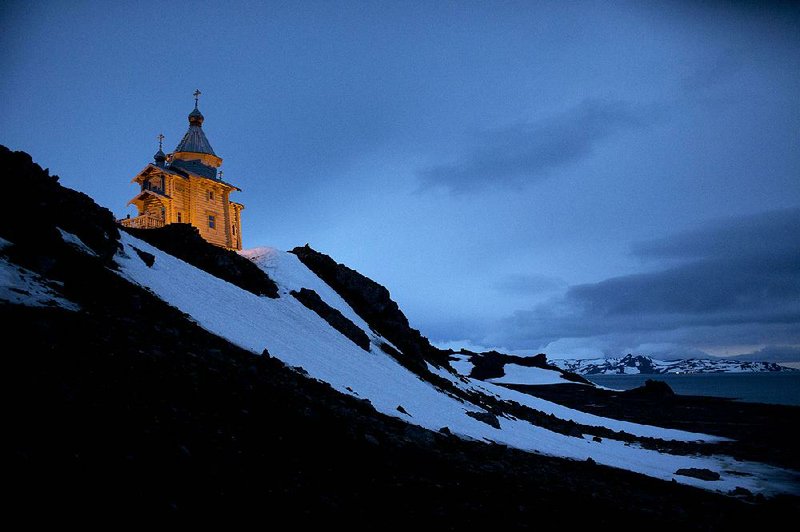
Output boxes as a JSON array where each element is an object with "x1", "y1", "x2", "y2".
[{"x1": 552, "y1": 354, "x2": 795, "y2": 375}]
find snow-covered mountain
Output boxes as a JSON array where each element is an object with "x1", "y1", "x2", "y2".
[
  {"x1": 3, "y1": 146, "x2": 798, "y2": 507},
  {"x1": 552, "y1": 354, "x2": 795, "y2": 375}
]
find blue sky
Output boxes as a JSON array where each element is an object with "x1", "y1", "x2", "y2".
[{"x1": 2, "y1": 1, "x2": 798, "y2": 359}]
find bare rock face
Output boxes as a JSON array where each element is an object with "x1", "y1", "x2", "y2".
[
  {"x1": 0, "y1": 145, "x2": 121, "y2": 264},
  {"x1": 290, "y1": 287, "x2": 370, "y2": 351},
  {"x1": 290, "y1": 244, "x2": 449, "y2": 373}
]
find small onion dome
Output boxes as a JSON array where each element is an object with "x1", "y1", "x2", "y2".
[
  {"x1": 188, "y1": 107, "x2": 204, "y2": 126},
  {"x1": 154, "y1": 148, "x2": 166, "y2": 165}
]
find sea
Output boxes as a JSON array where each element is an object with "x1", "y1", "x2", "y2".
[{"x1": 586, "y1": 372, "x2": 800, "y2": 407}]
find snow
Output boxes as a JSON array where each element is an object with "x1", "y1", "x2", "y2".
[
  {"x1": 110, "y1": 233, "x2": 799, "y2": 496},
  {"x1": 427, "y1": 363, "x2": 726, "y2": 442},
  {"x1": 57, "y1": 228, "x2": 98, "y2": 257},
  {"x1": 0, "y1": 255, "x2": 79, "y2": 311},
  {"x1": 240, "y1": 247, "x2": 375, "y2": 336},
  {"x1": 486, "y1": 364, "x2": 569, "y2": 385},
  {"x1": 449, "y1": 353, "x2": 474, "y2": 377}
]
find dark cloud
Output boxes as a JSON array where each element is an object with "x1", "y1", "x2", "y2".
[
  {"x1": 632, "y1": 207, "x2": 800, "y2": 261},
  {"x1": 419, "y1": 99, "x2": 662, "y2": 193},
  {"x1": 492, "y1": 208, "x2": 800, "y2": 349},
  {"x1": 730, "y1": 345, "x2": 800, "y2": 363}
]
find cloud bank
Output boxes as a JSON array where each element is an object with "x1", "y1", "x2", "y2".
[{"x1": 486, "y1": 208, "x2": 800, "y2": 357}]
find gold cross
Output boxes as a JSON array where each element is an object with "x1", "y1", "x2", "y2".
[{"x1": 157, "y1": 133, "x2": 165, "y2": 149}]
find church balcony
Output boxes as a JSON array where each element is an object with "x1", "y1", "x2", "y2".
[{"x1": 119, "y1": 214, "x2": 165, "y2": 229}]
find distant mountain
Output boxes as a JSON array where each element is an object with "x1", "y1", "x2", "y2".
[{"x1": 551, "y1": 354, "x2": 796, "y2": 375}]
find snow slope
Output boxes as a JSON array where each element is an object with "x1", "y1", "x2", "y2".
[
  {"x1": 110, "y1": 233, "x2": 799, "y2": 496},
  {"x1": 486, "y1": 364, "x2": 570, "y2": 385}
]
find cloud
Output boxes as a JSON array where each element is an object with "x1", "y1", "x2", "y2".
[
  {"x1": 730, "y1": 345, "x2": 800, "y2": 363},
  {"x1": 632, "y1": 207, "x2": 800, "y2": 261},
  {"x1": 418, "y1": 99, "x2": 662, "y2": 193},
  {"x1": 681, "y1": 50, "x2": 743, "y2": 93},
  {"x1": 486, "y1": 208, "x2": 800, "y2": 352},
  {"x1": 492, "y1": 274, "x2": 566, "y2": 296}
]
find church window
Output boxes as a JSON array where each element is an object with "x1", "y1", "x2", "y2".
[
  {"x1": 208, "y1": 190, "x2": 215, "y2": 201},
  {"x1": 208, "y1": 215, "x2": 216, "y2": 229},
  {"x1": 177, "y1": 212, "x2": 182, "y2": 223}
]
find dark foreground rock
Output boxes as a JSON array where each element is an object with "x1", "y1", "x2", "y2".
[{"x1": 624, "y1": 378, "x2": 676, "y2": 398}]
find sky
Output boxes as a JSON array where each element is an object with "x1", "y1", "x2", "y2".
[{"x1": 2, "y1": 1, "x2": 799, "y2": 360}]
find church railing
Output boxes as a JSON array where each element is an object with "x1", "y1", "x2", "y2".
[{"x1": 119, "y1": 214, "x2": 165, "y2": 229}]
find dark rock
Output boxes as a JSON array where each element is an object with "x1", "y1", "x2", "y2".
[
  {"x1": 729, "y1": 487, "x2": 753, "y2": 497},
  {"x1": 625, "y1": 379, "x2": 675, "y2": 399},
  {"x1": 586, "y1": 457, "x2": 596, "y2": 465},
  {"x1": 290, "y1": 288, "x2": 370, "y2": 351},
  {"x1": 675, "y1": 468, "x2": 721, "y2": 481},
  {"x1": 458, "y1": 349, "x2": 590, "y2": 385},
  {"x1": 290, "y1": 244, "x2": 448, "y2": 373},
  {"x1": 439, "y1": 426, "x2": 452, "y2": 435},
  {"x1": 124, "y1": 224, "x2": 278, "y2": 298},
  {"x1": 0, "y1": 146, "x2": 121, "y2": 264},
  {"x1": 593, "y1": 436, "x2": 602, "y2": 443},
  {"x1": 396, "y1": 405, "x2": 410, "y2": 416},
  {"x1": 131, "y1": 246, "x2": 155, "y2": 267},
  {"x1": 465, "y1": 411, "x2": 501, "y2": 429}
]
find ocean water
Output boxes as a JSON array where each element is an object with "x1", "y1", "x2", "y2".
[{"x1": 586, "y1": 372, "x2": 800, "y2": 406}]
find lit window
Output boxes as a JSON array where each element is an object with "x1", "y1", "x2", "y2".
[{"x1": 208, "y1": 215, "x2": 216, "y2": 229}]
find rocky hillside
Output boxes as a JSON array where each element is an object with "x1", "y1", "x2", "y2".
[{"x1": 2, "y1": 145, "x2": 799, "y2": 524}]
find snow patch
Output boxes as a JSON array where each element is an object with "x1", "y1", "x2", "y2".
[
  {"x1": 57, "y1": 228, "x2": 98, "y2": 257},
  {"x1": 0, "y1": 256, "x2": 79, "y2": 311},
  {"x1": 487, "y1": 364, "x2": 569, "y2": 385}
]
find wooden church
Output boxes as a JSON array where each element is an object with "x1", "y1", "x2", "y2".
[{"x1": 120, "y1": 91, "x2": 244, "y2": 250}]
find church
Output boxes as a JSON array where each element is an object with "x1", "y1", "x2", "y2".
[{"x1": 120, "y1": 91, "x2": 244, "y2": 250}]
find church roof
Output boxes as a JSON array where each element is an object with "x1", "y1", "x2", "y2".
[
  {"x1": 170, "y1": 158, "x2": 217, "y2": 180},
  {"x1": 174, "y1": 122, "x2": 216, "y2": 156}
]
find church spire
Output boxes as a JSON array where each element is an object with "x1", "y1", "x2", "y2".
[
  {"x1": 154, "y1": 133, "x2": 166, "y2": 167},
  {"x1": 188, "y1": 88, "x2": 204, "y2": 126},
  {"x1": 172, "y1": 89, "x2": 222, "y2": 170}
]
